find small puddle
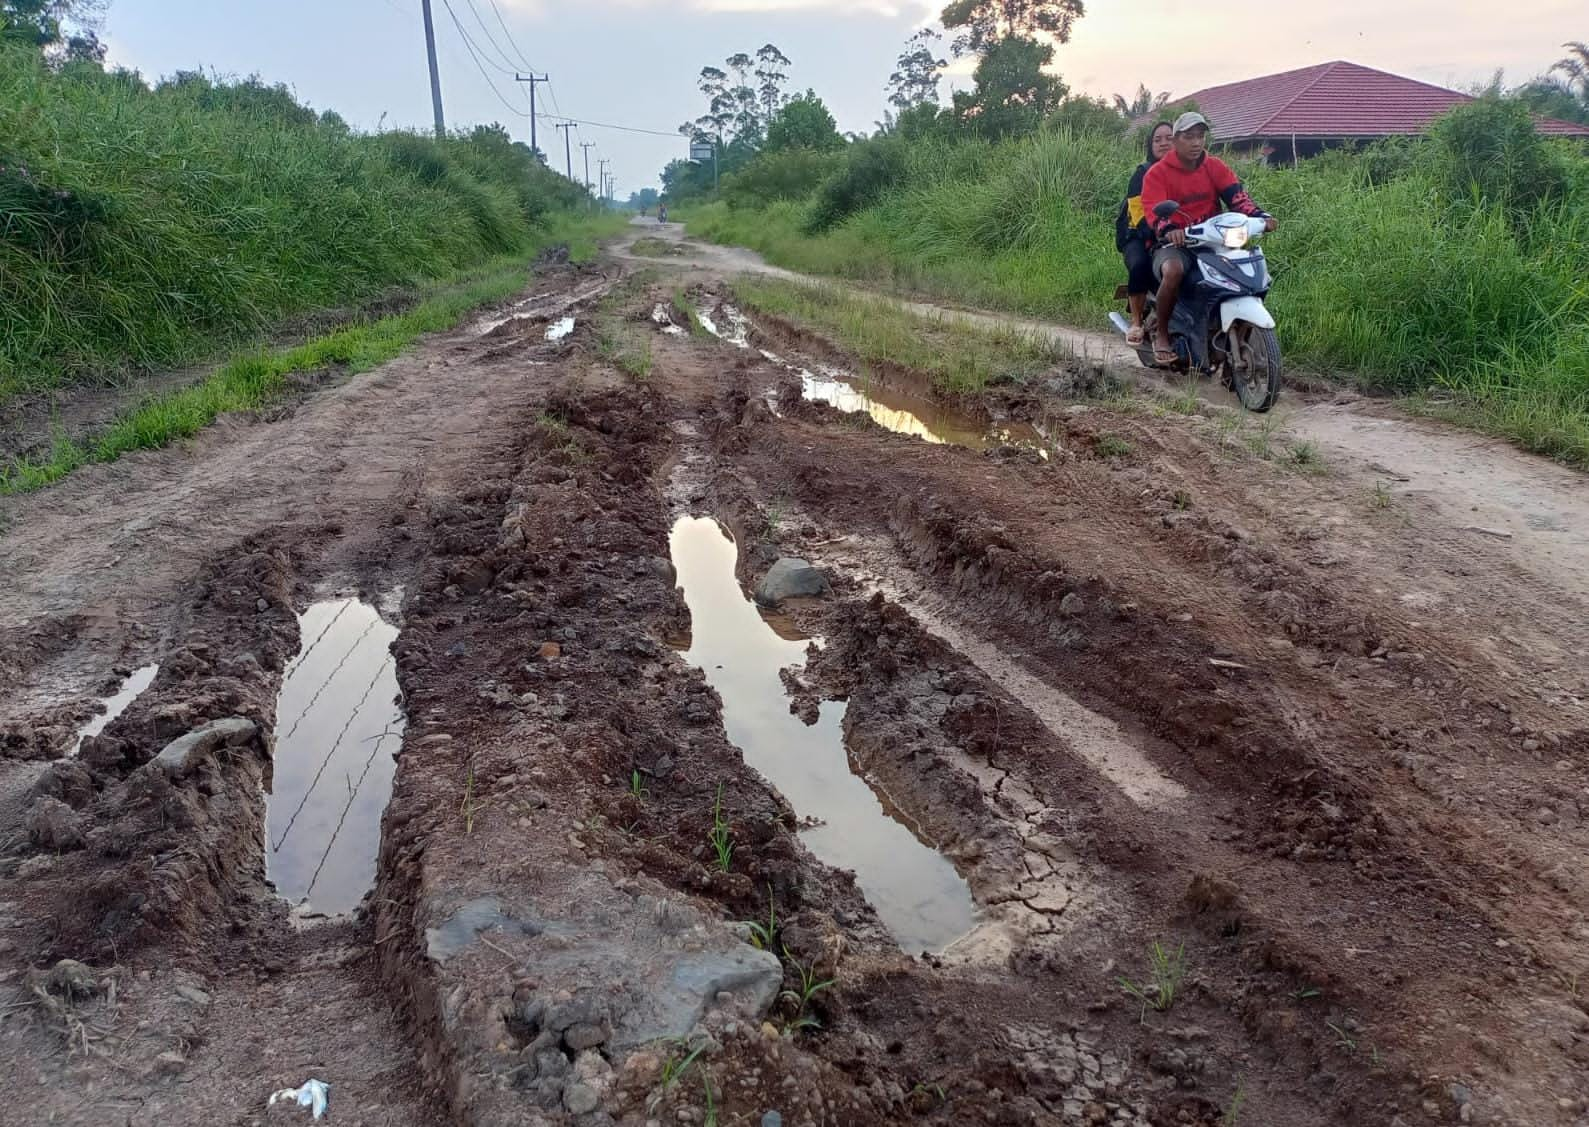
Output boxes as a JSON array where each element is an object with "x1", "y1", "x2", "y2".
[
  {"x1": 651, "y1": 303, "x2": 686, "y2": 336},
  {"x1": 668, "y1": 516, "x2": 976, "y2": 954},
  {"x1": 545, "y1": 316, "x2": 576, "y2": 341},
  {"x1": 697, "y1": 304, "x2": 751, "y2": 349},
  {"x1": 267, "y1": 598, "x2": 404, "y2": 914},
  {"x1": 800, "y1": 367, "x2": 1046, "y2": 453},
  {"x1": 70, "y1": 664, "x2": 159, "y2": 756}
]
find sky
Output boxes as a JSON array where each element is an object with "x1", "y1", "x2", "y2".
[{"x1": 100, "y1": 0, "x2": 1584, "y2": 198}]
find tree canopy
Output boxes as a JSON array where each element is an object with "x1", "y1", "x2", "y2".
[
  {"x1": 887, "y1": 28, "x2": 947, "y2": 111},
  {"x1": 2, "y1": 0, "x2": 105, "y2": 62},
  {"x1": 765, "y1": 91, "x2": 843, "y2": 152},
  {"x1": 939, "y1": 0, "x2": 1085, "y2": 57},
  {"x1": 951, "y1": 35, "x2": 1067, "y2": 137}
]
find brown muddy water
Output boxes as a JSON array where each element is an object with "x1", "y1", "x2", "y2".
[
  {"x1": 266, "y1": 598, "x2": 404, "y2": 915},
  {"x1": 668, "y1": 515, "x2": 977, "y2": 954},
  {"x1": 70, "y1": 663, "x2": 159, "y2": 757}
]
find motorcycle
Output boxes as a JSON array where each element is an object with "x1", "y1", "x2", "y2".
[{"x1": 1109, "y1": 201, "x2": 1281, "y2": 412}]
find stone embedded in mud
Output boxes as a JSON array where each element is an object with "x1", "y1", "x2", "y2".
[
  {"x1": 27, "y1": 797, "x2": 85, "y2": 851},
  {"x1": 44, "y1": 958, "x2": 98, "y2": 999},
  {"x1": 148, "y1": 716, "x2": 259, "y2": 778},
  {"x1": 425, "y1": 896, "x2": 544, "y2": 963},
  {"x1": 30, "y1": 760, "x2": 94, "y2": 809},
  {"x1": 754, "y1": 558, "x2": 830, "y2": 607}
]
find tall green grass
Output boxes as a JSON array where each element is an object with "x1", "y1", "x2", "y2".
[
  {"x1": 687, "y1": 119, "x2": 1589, "y2": 466},
  {"x1": 0, "y1": 47, "x2": 589, "y2": 398},
  {"x1": 0, "y1": 223, "x2": 624, "y2": 495}
]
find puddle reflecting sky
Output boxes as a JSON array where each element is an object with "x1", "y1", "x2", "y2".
[
  {"x1": 669, "y1": 516, "x2": 976, "y2": 954},
  {"x1": 71, "y1": 664, "x2": 159, "y2": 756},
  {"x1": 267, "y1": 598, "x2": 404, "y2": 914}
]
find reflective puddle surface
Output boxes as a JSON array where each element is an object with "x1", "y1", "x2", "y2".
[
  {"x1": 545, "y1": 315, "x2": 576, "y2": 341},
  {"x1": 668, "y1": 516, "x2": 976, "y2": 954},
  {"x1": 267, "y1": 599, "x2": 404, "y2": 914},
  {"x1": 71, "y1": 664, "x2": 159, "y2": 757},
  {"x1": 797, "y1": 366, "x2": 1045, "y2": 452}
]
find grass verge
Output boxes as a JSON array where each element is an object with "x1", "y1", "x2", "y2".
[
  {"x1": 731, "y1": 277, "x2": 1068, "y2": 394},
  {"x1": 0, "y1": 219, "x2": 618, "y2": 495}
]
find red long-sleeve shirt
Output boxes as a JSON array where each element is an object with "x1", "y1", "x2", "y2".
[{"x1": 1141, "y1": 152, "x2": 1267, "y2": 242}]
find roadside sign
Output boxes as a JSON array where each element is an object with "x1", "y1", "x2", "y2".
[{"x1": 689, "y1": 141, "x2": 714, "y2": 161}]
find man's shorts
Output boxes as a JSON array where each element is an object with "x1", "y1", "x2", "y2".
[{"x1": 1153, "y1": 245, "x2": 1194, "y2": 282}]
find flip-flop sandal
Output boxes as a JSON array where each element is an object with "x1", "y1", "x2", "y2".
[
  {"x1": 1126, "y1": 325, "x2": 1145, "y2": 345},
  {"x1": 1153, "y1": 345, "x2": 1177, "y2": 367}
]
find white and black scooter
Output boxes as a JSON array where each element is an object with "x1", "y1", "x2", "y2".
[{"x1": 1110, "y1": 201, "x2": 1282, "y2": 412}]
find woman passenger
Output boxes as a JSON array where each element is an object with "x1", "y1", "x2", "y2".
[{"x1": 1116, "y1": 120, "x2": 1174, "y2": 346}]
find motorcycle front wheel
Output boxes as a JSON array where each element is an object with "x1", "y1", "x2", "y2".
[{"x1": 1224, "y1": 323, "x2": 1281, "y2": 413}]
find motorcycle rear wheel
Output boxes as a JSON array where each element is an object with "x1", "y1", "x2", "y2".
[{"x1": 1225, "y1": 323, "x2": 1281, "y2": 413}]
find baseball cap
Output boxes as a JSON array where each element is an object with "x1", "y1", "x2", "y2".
[{"x1": 1173, "y1": 111, "x2": 1209, "y2": 135}]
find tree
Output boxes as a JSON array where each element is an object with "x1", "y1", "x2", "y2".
[
  {"x1": 1549, "y1": 40, "x2": 1589, "y2": 105},
  {"x1": 1514, "y1": 77, "x2": 1589, "y2": 125},
  {"x1": 2, "y1": 0, "x2": 105, "y2": 62},
  {"x1": 1049, "y1": 95, "x2": 1127, "y2": 135},
  {"x1": 951, "y1": 35, "x2": 1066, "y2": 138},
  {"x1": 939, "y1": 0, "x2": 1085, "y2": 57},
  {"x1": 754, "y1": 44, "x2": 792, "y2": 132},
  {"x1": 765, "y1": 91, "x2": 843, "y2": 152},
  {"x1": 887, "y1": 28, "x2": 947, "y2": 110},
  {"x1": 1113, "y1": 83, "x2": 1168, "y2": 119}
]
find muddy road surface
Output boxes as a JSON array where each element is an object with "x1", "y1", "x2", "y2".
[{"x1": 1, "y1": 240, "x2": 1587, "y2": 1127}]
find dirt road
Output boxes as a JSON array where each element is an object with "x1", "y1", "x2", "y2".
[{"x1": 1, "y1": 233, "x2": 1586, "y2": 1127}]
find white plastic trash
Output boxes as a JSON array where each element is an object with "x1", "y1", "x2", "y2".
[{"x1": 268, "y1": 1079, "x2": 330, "y2": 1119}]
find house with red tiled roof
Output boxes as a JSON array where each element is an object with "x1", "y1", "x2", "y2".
[{"x1": 1174, "y1": 60, "x2": 1589, "y2": 164}]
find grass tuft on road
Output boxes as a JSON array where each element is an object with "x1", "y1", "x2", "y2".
[{"x1": 731, "y1": 277, "x2": 1067, "y2": 394}]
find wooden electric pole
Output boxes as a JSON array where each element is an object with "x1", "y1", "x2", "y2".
[
  {"x1": 580, "y1": 141, "x2": 596, "y2": 192},
  {"x1": 420, "y1": 0, "x2": 445, "y2": 138}
]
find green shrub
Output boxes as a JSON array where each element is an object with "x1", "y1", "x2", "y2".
[
  {"x1": 805, "y1": 139, "x2": 909, "y2": 232},
  {"x1": 724, "y1": 148, "x2": 845, "y2": 210},
  {"x1": 1429, "y1": 94, "x2": 1570, "y2": 215}
]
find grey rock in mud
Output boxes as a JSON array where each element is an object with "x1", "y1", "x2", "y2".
[
  {"x1": 425, "y1": 896, "x2": 544, "y2": 963},
  {"x1": 148, "y1": 716, "x2": 259, "y2": 778},
  {"x1": 754, "y1": 558, "x2": 830, "y2": 607}
]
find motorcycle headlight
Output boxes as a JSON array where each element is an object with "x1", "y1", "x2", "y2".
[{"x1": 1222, "y1": 225, "x2": 1249, "y2": 249}]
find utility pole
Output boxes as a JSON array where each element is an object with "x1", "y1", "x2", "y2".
[
  {"x1": 598, "y1": 159, "x2": 610, "y2": 201},
  {"x1": 554, "y1": 122, "x2": 576, "y2": 181},
  {"x1": 420, "y1": 0, "x2": 445, "y2": 138},
  {"x1": 514, "y1": 73, "x2": 549, "y2": 158},
  {"x1": 580, "y1": 141, "x2": 596, "y2": 193}
]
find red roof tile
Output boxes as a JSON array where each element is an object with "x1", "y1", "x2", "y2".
[{"x1": 1177, "y1": 60, "x2": 1589, "y2": 140}]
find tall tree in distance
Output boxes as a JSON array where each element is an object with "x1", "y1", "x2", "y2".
[
  {"x1": 887, "y1": 28, "x2": 947, "y2": 110},
  {"x1": 755, "y1": 44, "x2": 793, "y2": 133},
  {"x1": 939, "y1": 0, "x2": 1085, "y2": 56},
  {"x1": 951, "y1": 35, "x2": 1066, "y2": 137},
  {"x1": 1550, "y1": 41, "x2": 1589, "y2": 109},
  {"x1": 1113, "y1": 83, "x2": 1169, "y2": 119}
]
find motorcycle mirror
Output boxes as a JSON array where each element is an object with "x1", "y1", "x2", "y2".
[{"x1": 1152, "y1": 200, "x2": 1180, "y2": 219}]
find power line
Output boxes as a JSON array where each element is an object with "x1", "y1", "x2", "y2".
[
  {"x1": 437, "y1": 0, "x2": 524, "y2": 116},
  {"x1": 438, "y1": 0, "x2": 516, "y2": 77},
  {"x1": 534, "y1": 111, "x2": 678, "y2": 137},
  {"x1": 462, "y1": 0, "x2": 521, "y2": 73},
  {"x1": 486, "y1": 0, "x2": 538, "y2": 71}
]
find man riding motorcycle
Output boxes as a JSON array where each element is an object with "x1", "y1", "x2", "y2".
[{"x1": 1141, "y1": 112, "x2": 1277, "y2": 368}]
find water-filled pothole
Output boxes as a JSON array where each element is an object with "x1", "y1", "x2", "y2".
[
  {"x1": 797, "y1": 365, "x2": 1045, "y2": 453},
  {"x1": 545, "y1": 316, "x2": 576, "y2": 341},
  {"x1": 70, "y1": 664, "x2": 159, "y2": 757},
  {"x1": 697, "y1": 304, "x2": 751, "y2": 348},
  {"x1": 668, "y1": 516, "x2": 976, "y2": 954},
  {"x1": 267, "y1": 598, "x2": 404, "y2": 914}
]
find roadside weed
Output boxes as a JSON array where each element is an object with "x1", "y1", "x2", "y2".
[
  {"x1": 1118, "y1": 940, "x2": 1188, "y2": 1020},
  {"x1": 1095, "y1": 433, "x2": 1133, "y2": 458},
  {"x1": 1370, "y1": 480, "x2": 1392, "y2": 509},
  {"x1": 1172, "y1": 489, "x2": 1193, "y2": 511},
  {"x1": 1326, "y1": 1020, "x2": 1357, "y2": 1053},
  {"x1": 702, "y1": 1071, "x2": 718, "y2": 1127},
  {"x1": 1221, "y1": 1081, "x2": 1247, "y2": 1126},
  {"x1": 742, "y1": 885, "x2": 779, "y2": 951},
  {"x1": 461, "y1": 764, "x2": 480, "y2": 835},
  {"x1": 780, "y1": 949, "x2": 836, "y2": 1033},
  {"x1": 649, "y1": 1039, "x2": 707, "y2": 1111},
  {"x1": 629, "y1": 769, "x2": 649, "y2": 800},
  {"x1": 708, "y1": 783, "x2": 734, "y2": 872},
  {"x1": 1166, "y1": 381, "x2": 1203, "y2": 416},
  {"x1": 1293, "y1": 986, "x2": 1322, "y2": 1002}
]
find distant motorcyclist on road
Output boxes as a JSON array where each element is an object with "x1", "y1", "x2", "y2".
[{"x1": 1142, "y1": 112, "x2": 1276, "y2": 367}]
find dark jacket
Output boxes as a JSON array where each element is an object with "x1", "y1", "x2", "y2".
[{"x1": 1115, "y1": 161, "x2": 1153, "y2": 253}]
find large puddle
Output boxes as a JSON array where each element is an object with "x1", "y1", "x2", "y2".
[
  {"x1": 71, "y1": 664, "x2": 159, "y2": 756},
  {"x1": 668, "y1": 516, "x2": 977, "y2": 954},
  {"x1": 266, "y1": 598, "x2": 404, "y2": 914}
]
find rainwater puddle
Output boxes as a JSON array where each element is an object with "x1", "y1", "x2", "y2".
[
  {"x1": 70, "y1": 664, "x2": 159, "y2": 756},
  {"x1": 545, "y1": 316, "x2": 576, "y2": 341},
  {"x1": 668, "y1": 516, "x2": 976, "y2": 954},
  {"x1": 651, "y1": 303, "x2": 686, "y2": 336},
  {"x1": 697, "y1": 304, "x2": 751, "y2": 348},
  {"x1": 267, "y1": 598, "x2": 404, "y2": 914},
  {"x1": 800, "y1": 367, "x2": 1045, "y2": 453}
]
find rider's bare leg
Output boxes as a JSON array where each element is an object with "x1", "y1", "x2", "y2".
[
  {"x1": 1153, "y1": 256, "x2": 1185, "y2": 353},
  {"x1": 1128, "y1": 292, "x2": 1146, "y2": 330}
]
